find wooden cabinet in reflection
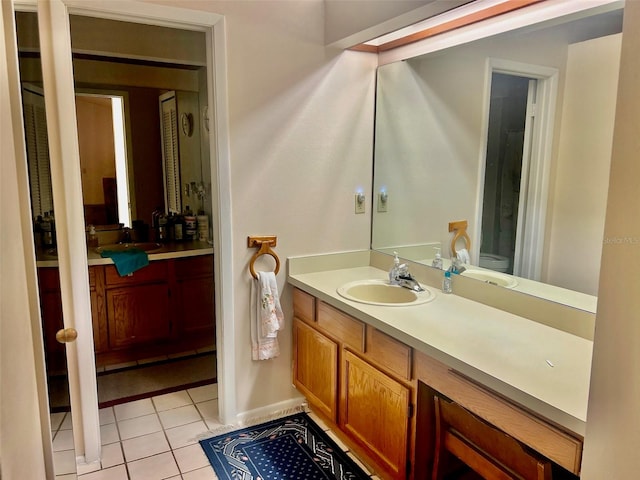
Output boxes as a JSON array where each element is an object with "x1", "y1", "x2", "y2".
[{"x1": 37, "y1": 254, "x2": 215, "y2": 371}]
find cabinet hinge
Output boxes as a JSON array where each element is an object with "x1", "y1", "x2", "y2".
[{"x1": 408, "y1": 403, "x2": 414, "y2": 418}]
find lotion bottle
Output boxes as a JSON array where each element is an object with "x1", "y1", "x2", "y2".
[
  {"x1": 442, "y1": 270, "x2": 452, "y2": 294},
  {"x1": 389, "y1": 251, "x2": 401, "y2": 284},
  {"x1": 432, "y1": 248, "x2": 443, "y2": 269}
]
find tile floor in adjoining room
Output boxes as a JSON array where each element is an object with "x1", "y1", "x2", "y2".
[{"x1": 50, "y1": 384, "x2": 381, "y2": 480}]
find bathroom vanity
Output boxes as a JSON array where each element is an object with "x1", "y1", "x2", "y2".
[
  {"x1": 288, "y1": 251, "x2": 591, "y2": 480},
  {"x1": 36, "y1": 242, "x2": 214, "y2": 372}
]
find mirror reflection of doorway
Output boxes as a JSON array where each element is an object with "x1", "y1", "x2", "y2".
[
  {"x1": 76, "y1": 93, "x2": 132, "y2": 228},
  {"x1": 480, "y1": 72, "x2": 534, "y2": 275}
]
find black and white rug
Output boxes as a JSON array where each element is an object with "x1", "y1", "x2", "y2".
[{"x1": 199, "y1": 412, "x2": 371, "y2": 479}]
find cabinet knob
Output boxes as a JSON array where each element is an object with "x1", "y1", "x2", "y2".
[{"x1": 56, "y1": 328, "x2": 78, "y2": 344}]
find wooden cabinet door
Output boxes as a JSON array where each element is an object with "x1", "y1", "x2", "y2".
[
  {"x1": 106, "y1": 283, "x2": 171, "y2": 349},
  {"x1": 293, "y1": 318, "x2": 338, "y2": 422},
  {"x1": 341, "y1": 350, "x2": 411, "y2": 480},
  {"x1": 176, "y1": 275, "x2": 215, "y2": 336}
]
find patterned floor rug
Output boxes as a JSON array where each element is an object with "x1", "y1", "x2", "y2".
[{"x1": 199, "y1": 412, "x2": 371, "y2": 480}]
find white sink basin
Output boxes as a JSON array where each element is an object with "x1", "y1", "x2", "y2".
[
  {"x1": 337, "y1": 279, "x2": 435, "y2": 306},
  {"x1": 96, "y1": 242, "x2": 162, "y2": 254},
  {"x1": 461, "y1": 269, "x2": 517, "y2": 288}
]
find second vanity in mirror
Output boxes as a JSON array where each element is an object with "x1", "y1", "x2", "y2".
[
  {"x1": 371, "y1": 5, "x2": 624, "y2": 313},
  {"x1": 18, "y1": 12, "x2": 212, "y2": 234}
]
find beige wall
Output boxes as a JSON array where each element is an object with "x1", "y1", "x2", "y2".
[
  {"x1": 148, "y1": 0, "x2": 377, "y2": 414},
  {"x1": 582, "y1": 1, "x2": 640, "y2": 477},
  {"x1": 546, "y1": 34, "x2": 620, "y2": 296}
]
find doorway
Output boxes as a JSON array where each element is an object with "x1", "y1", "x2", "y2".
[
  {"x1": 14, "y1": 1, "x2": 232, "y2": 472},
  {"x1": 480, "y1": 73, "x2": 532, "y2": 275},
  {"x1": 477, "y1": 59, "x2": 558, "y2": 281}
]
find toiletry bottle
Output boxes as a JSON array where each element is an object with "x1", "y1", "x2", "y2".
[
  {"x1": 48, "y1": 210, "x2": 56, "y2": 247},
  {"x1": 151, "y1": 207, "x2": 161, "y2": 241},
  {"x1": 34, "y1": 215, "x2": 44, "y2": 248},
  {"x1": 432, "y1": 248, "x2": 443, "y2": 269},
  {"x1": 157, "y1": 214, "x2": 167, "y2": 242},
  {"x1": 166, "y1": 213, "x2": 175, "y2": 242},
  {"x1": 442, "y1": 270, "x2": 452, "y2": 294},
  {"x1": 197, "y1": 211, "x2": 209, "y2": 242},
  {"x1": 389, "y1": 251, "x2": 401, "y2": 284},
  {"x1": 173, "y1": 212, "x2": 184, "y2": 242},
  {"x1": 87, "y1": 225, "x2": 99, "y2": 248},
  {"x1": 184, "y1": 206, "x2": 197, "y2": 240},
  {"x1": 42, "y1": 211, "x2": 54, "y2": 248},
  {"x1": 451, "y1": 257, "x2": 461, "y2": 274}
]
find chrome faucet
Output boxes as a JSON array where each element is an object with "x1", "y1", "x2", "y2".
[{"x1": 390, "y1": 263, "x2": 425, "y2": 292}]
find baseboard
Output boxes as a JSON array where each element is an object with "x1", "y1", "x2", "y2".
[
  {"x1": 197, "y1": 396, "x2": 307, "y2": 440},
  {"x1": 235, "y1": 397, "x2": 307, "y2": 425}
]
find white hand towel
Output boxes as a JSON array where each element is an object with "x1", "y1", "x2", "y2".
[
  {"x1": 456, "y1": 248, "x2": 471, "y2": 264},
  {"x1": 251, "y1": 271, "x2": 284, "y2": 360}
]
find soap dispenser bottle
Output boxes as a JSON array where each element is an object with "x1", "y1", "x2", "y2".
[
  {"x1": 87, "y1": 225, "x2": 99, "y2": 248},
  {"x1": 389, "y1": 251, "x2": 401, "y2": 284},
  {"x1": 432, "y1": 248, "x2": 443, "y2": 269}
]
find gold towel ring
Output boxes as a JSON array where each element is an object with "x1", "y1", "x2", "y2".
[
  {"x1": 448, "y1": 220, "x2": 471, "y2": 257},
  {"x1": 248, "y1": 236, "x2": 280, "y2": 279}
]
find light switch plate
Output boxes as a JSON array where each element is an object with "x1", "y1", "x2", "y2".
[
  {"x1": 355, "y1": 193, "x2": 365, "y2": 214},
  {"x1": 377, "y1": 193, "x2": 388, "y2": 212}
]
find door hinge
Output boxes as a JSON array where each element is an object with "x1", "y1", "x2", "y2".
[{"x1": 408, "y1": 403, "x2": 414, "y2": 418}]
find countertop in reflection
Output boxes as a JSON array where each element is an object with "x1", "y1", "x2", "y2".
[{"x1": 36, "y1": 240, "x2": 213, "y2": 268}]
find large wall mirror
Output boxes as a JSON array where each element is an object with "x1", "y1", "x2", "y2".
[
  {"x1": 372, "y1": 5, "x2": 624, "y2": 313},
  {"x1": 17, "y1": 12, "x2": 211, "y2": 233}
]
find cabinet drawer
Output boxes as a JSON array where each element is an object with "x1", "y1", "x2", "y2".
[
  {"x1": 317, "y1": 302, "x2": 364, "y2": 353},
  {"x1": 104, "y1": 261, "x2": 167, "y2": 286},
  {"x1": 413, "y1": 350, "x2": 583, "y2": 475},
  {"x1": 293, "y1": 288, "x2": 315, "y2": 324},
  {"x1": 175, "y1": 255, "x2": 213, "y2": 279},
  {"x1": 366, "y1": 326, "x2": 412, "y2": 381}
]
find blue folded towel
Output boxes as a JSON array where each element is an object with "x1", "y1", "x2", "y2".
[{"x1": 100, "y1": 248, "x2": 149, "y2": 276}]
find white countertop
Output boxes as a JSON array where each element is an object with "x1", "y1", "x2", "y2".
[
  {"x1": 288, "y1": 264, "x2": 593, "y2": 437},
  {"x1": 36, "y1": 241, "x2": 213, "y2": 268}
]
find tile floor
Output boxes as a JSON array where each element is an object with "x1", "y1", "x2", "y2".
[{"x1": 50, "y1": 384, "x2": 380, "y2": 480}]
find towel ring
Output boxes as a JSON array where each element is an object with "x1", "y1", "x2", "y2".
[
  {"x1": 248, "y1": 236, "x2": 280, "y2": 279},
  {"x1": 449, "y1": 220, "x2": 471, "y2": 257}
]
